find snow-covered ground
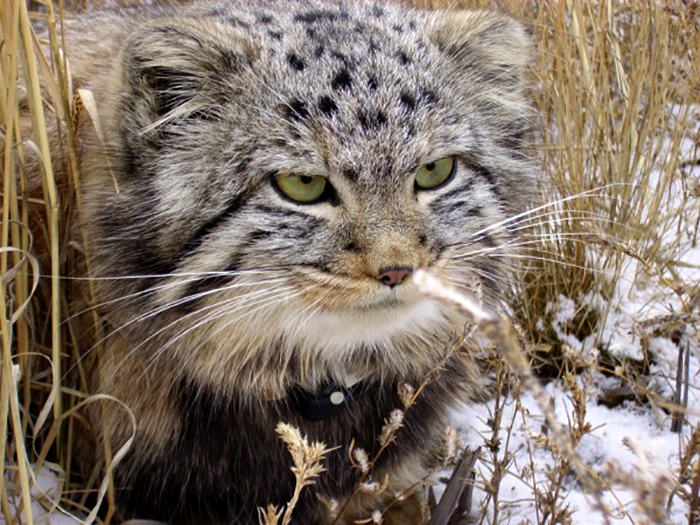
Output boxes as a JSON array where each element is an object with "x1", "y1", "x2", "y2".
[
  {"x1": 448, "y1": 252, "x2": 698, "y2": 523},
  {"x1": 453, "y1": 377, "x2": 697, "y2": 523}
]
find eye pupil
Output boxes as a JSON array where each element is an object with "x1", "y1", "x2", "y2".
[
  {"x1": 300, "y1": 175, "x2": 313, "y2": 184},
  {"x1": 414, "y1": 156, "x2": 455, "y2": 190}
]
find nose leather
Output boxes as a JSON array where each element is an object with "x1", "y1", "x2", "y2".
[{"x1": 378, "y1": 266, "x2": 413, "y2": 287}]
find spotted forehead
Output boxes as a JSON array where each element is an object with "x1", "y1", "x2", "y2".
[{"x1": 237, "y1": 3, "x2": 448, "y2": 173}]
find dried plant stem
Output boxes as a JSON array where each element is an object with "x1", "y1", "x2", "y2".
[
  {"x1": 0, "y1": 0, "x2": 19, "y2": 278},
  {"x1": 71, "y1": 87, "x2": 118, "y2": 518},
  {"x1": 691, "y1": 460, "x2": 699, "y2": 525},
  {"x1": 0, "y1": 301, "x2": 33, "y2": 525},
  {"x1": 478, "y1": 358, "x2": 511, "y2": 523},
  {"x1": 17, "y1": 0, "x2": 62, "y2": 430},
  {"x1": 331, "y1": 422, "x2": 400, "y2": 524},
  {"x1": 414, "y1": 271, "x2": 606, "y2": 499},
  {"x1": 274, "y1": 423, "x2": 330, "y2": 525},
  {"x1": 331, "y1": 356, "x2": 455, "y2": 524},
  {"x1": 1, "y1": 1, "x2": 33, "y2": 523},
  {"x1": 671, "y1": 335, "x2": 691, "y2": 433}
]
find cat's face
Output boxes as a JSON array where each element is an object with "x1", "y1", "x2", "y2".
[{"x1": 84, "y1": 2, "x2": 534, "y2": 389}]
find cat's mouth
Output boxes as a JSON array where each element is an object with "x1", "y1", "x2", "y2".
[
  {"x1": 329, "y1": 283, "x2": 425, "y2": 314},
  {"x1": 350, "y1": 294, "x2": 402, "y2": 312}
]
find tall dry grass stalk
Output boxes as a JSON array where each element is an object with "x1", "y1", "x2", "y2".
[
  {"x1": 1, "y1": 1, "x2": 698, "y2": 524},
  {"x1": 517, "y1": 1, "x2": 698, "y2": 370},
  {"x1": 2, "y1": 1, "x2": 63, "y2": 523}
]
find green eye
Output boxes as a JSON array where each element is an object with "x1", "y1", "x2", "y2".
[
  {"x1": 414, "y1": 157, "x2": 456, "y2": 190},
  {"x1": 274, "y1": 173, "x2": 328, "y2": 204}
]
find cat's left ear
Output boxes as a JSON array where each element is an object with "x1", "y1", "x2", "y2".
[{"x1": 429, "y1": 10, "x2": 531, "y2": 95}]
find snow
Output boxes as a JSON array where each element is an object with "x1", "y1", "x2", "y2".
[
  {"x1": 451, "y1": 379, "x2": 694, "y2": 523},
  {"x1": 1, "y1": 466, "x2": 81, "y2": 524}
]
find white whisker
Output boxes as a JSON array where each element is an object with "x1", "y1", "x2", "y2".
[
  {"x1": 51, "y1": 268, "x2": 288, "y2": 281},
  {"x1": 466, "y1": 184, "x2": 634, "y2": 241},
  {"x1": 452, "y1": 234, "x2": 606, "y2": 261},
  {"x1": 63, "y1": 271, "x2": 282, "y2": 323},
  {"x1": 65, "y1": 279, "x2": 289, "y2": 380},
  {"x1": 169, "y1": 285, "x2": 318, "y2": 379}
]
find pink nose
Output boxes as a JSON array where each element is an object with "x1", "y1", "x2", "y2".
[{"x1": 378, "y1": 266, "x2": 413, "y2": 287}]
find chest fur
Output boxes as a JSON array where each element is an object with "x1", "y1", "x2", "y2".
[{"x1": 114, "y1": 357, "x2": 468, "y2": 524}]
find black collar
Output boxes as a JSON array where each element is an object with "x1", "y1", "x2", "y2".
[{"x1": 290, "y1": 380, "x2": 369, "y2": 422}]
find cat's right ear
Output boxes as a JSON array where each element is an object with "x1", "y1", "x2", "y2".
[
  {"x1": 428, "y1": 10, "x2": 531, "y2": 101},
  {"x1": 119, "y1": 21, "x2": 258, "y2": 131}
]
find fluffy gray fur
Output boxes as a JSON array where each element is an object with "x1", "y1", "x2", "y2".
[{"x1": 67, "y1": 0, "x2": 537, "y2": 522}]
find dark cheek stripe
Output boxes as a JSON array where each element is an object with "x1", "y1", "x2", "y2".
[
  {"x1": 438, "y1": 179, "x2": 476, "y2": 202},
  {"x1": 469, "y1": 161, "x2": 503, "y2": 201},
  {"x1": 252, "y1": 204, "x2": 321, "y2": 222},
  {"x1": 175, "y1": 227, "x2": 281, "y2": 307},
  {"x1": 431, "y1": 200, "x2": 481, "y2": 217},
  {"x1": 176, "y1": 255, "x2": 246, "y2": 312},
  {"x1": 176, "y1": 193, "x2": 249, "y2": 264},
  {"x1": 443, "y1": 157, "x2": 504, "y2": 205},
  {"x1": 175, "y1": 206, "x2": 323, "y2": 307}
]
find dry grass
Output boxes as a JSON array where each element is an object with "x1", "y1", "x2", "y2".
[{"x1": 1, "y1": 0, "x2": 699, "y2": 523}]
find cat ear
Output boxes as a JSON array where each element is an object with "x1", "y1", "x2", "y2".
[
  {"x1": 120, "y1": 21, "x2": 258, "y2": 129},
  {"x1": 429, "y1": 11, "x2": 531, "y2": 95}
]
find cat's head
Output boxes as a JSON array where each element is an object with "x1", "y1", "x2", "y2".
[{"x1": 83, "y1": 1, "x2": 535, "y2": 392}]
